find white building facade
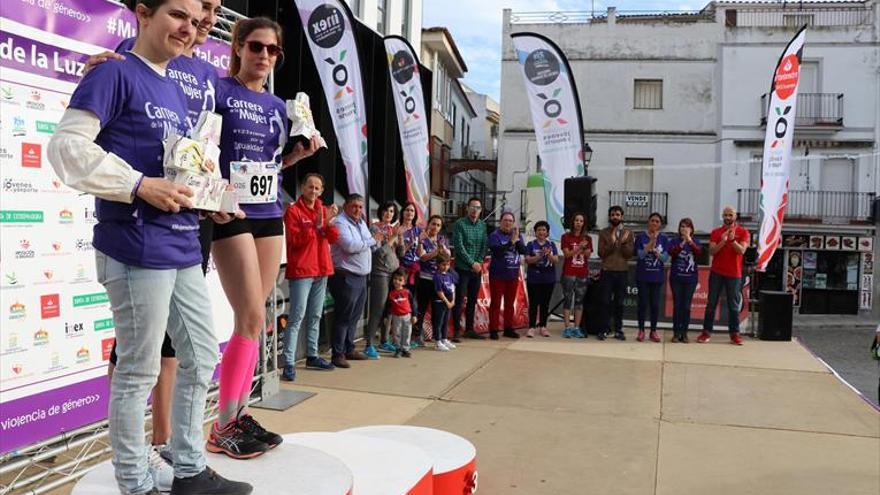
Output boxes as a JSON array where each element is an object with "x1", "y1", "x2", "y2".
[
  {"x1": 345, "y1": 0, "x2": 423, "y2": 46},
  {"x1": 498, "y1": 1, "x2": 879, "y2": 315}
]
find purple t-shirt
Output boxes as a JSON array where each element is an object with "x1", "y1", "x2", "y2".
[
  {"x1": 433, "y1": 271, "x2": 457, "y2": 301},
  {"x1": 488, "y1": 230, "x2": 527, "y2": 281},
  {"x1": 670, "y1": 236, "x2": 702, "y2": 284},
  {"x1": 400, "y1": 226, "x2": 422, "y2": 267},
  {"x1": 116, "y1": 39, "x2": 219, "y2": 126},
  {"x1": 525, "y1": 239, "x2": 558, "y2": 284},
  {"x1": 68, "y1": 56, "x2": 199, "y2": 269},
  {"x1": 635, "y1": 232, "x2": 669, "y2": 283},
  {"x1": 216, "y1": 77, "x2": 288, "y2": 219},
  {"x1": 419, "y1": 235, "x2": 447, "y2": 279}
]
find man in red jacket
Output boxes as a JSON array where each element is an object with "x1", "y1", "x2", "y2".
[
  {"x1": 281, "y1": 174, "x2": 339, "y2": 380},
  {"x1": 698, "y1": 206, "x2": 750, "y2": 345}
]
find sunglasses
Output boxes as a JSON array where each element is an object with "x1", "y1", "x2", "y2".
[{"x1": 242, "y1": 40, "x2": 283, "y2": 57}]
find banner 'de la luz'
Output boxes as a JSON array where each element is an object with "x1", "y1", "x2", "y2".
[
  {"x1": 511, "y1": 33, "x2": 585, "y2": 239},
  {"x1": 295, "y1": 0, "x2": 369, "y2": 196},
  {"x1": 757, "y1": 26, "x2": 807, "y2": 272},
  {"x1": 383, "y1": 35, "x2": 430, "y2": 225}
]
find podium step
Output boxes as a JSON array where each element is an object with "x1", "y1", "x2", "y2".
[
  {"x1": 342, "y1": 425, "x2": 478, "y2": 495},
  {"x1": 285, "y1": 431, "x2": 434, "y2": 495},
  {"x1": 72, "y1": 443, "x2": 353, "y2": 494}
]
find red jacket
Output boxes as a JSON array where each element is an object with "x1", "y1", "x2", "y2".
[{"x1": 284, "y1": 197, "x2": 339, "y2": 279}]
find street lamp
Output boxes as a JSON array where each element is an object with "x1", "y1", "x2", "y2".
[{"x1": 583, "y1": 142, "x2": 593, "y2": 171}]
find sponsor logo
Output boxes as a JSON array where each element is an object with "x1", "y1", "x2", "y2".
[
  {"x1": 76, "y1": 347, "x2": 91, "y2": 363},
  {"x1": 40, "y1": 294, "x2": 60, "y2": 319},
  {"x1": 26, "y1": 90, "x2": 46, "y2": 110},
  {"x1": 49, "y1": 351, "x2": 62, "y2": 370},
  {"x1": 75, "y1": 238, "x2": 94, "y2": 252},
  {"x1": 94, "y1": 317, "x2": 114, "y2": 332},
  {"x1": 33, "y1": 327, "x2": 49, "y2": 346},
  {"x1": 12, "y1": 363, "x2": 23, "y2": 375},
  {"x1": 0, "y1": 146, "x2": 13, "y2": 159},
  {"x1": 65, "y1": 321, "x2": 85, "y2": 338},
  {"x1": 8, "y1": 301, "x2": 27, "y2": 320},
  {"x1": 21, "y1": 143, "x2": 41, "y2": 168},
  {"x1": 15, "y1": 239, "x2": 35, "y2": 259},
  {"x1": 524, "y1": 48, "x2": 561, "y2": 86},
  {"x1": 83, "y1": 207, "x2": 97, "y2": 224},
  {"x1": 307, "y1": 4, "x2": 345, "y2": 48},
  {"x1": 1, "y1": 85, "x2": 15, "y2": 104},
  {"x1": 36, "y1": 120, "x2": 57, "y2": 134},
  {"x1": 42, "y1": 240, "x2": 70, "y2": 257},
  {"x1": 0, "y1": 210, "x2": 45, "y2": 224},
  {"x1": 3, "y1": 272, "x2": 23, "y2": 290},
  {"x1": 73, "y1": 292, "x2": 109, "y2": 308},
  {"x1": 11, "y1": 116, "x2": 25, "y2": 136},
  {"x1": 58, "y1": 208, "x2": 74, "y2": 224},
  {"x1": 4, "y1": 178, "x2": 38, "y2": 194},
  {"x1": 71, "y1": 264, "x2": 91, "y2": 284},
  {"x1": 101, "y1": 338, "x2": 115, "y2": 361},
  {"x1": 4, "y1": 332, "x2": 23, "y2": 353}
]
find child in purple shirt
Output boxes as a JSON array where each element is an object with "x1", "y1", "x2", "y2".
[{"x1": 432, "y1": 253, "x2": 458, "y2": 351}]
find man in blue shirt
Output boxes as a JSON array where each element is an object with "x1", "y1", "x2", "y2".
[{"x1": 329, "y1": 194, "x2": 383, "y2": 368}]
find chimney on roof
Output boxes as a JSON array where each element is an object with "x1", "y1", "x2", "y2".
[{"x1": 608, "y1": 6, "x2": 617, "y2": 26}]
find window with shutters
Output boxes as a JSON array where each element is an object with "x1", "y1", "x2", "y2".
[
  {"x1": 633, "y1": 79, "x2": 663, "y2": 110},
  {"x1": 624, "y1": 158, "x2": 654, "y2": 193}
]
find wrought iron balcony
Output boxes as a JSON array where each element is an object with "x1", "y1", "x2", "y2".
[
  {"x1": 724, "y1": 6, "x2": 874, "y2": 28},
  {"x1": 609, "y1": 191, "x2": 669, "y2": 225},
  {"x1": 761, "y1": 93, "x2": 844, "y2": 128},
  {"x1": 737, "y1": 189, "x2": 876, "y2": 224}
]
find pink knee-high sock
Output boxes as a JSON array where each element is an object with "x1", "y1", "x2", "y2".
[
  {"x1": 218, "y1": 334, "x2": 258, "y2": 427},
  {"x1": 236, "y1": 341, "x2": 260, "y2": 414}
]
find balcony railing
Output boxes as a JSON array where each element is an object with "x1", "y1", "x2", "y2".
[
  {"x1": 609, "y1": 191, "x2": 669, "y2": 225},
  {"x1": 737, "y1": 189, "x2": 876, "y2": 224},
  {"x1": 761, "y1": 93, "x2": 844, "y2": 127},
  {"x1": 724, "y1": 6, "x2": 874, "y2": 28}
]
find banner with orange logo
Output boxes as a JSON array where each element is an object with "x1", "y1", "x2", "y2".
[{"x1": 757, "y1": 26, "x2": 807, "y2": 272}]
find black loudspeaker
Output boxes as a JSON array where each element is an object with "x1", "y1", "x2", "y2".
[
  {"x1": 758, "y1": 290, "x2": 793, "y2": 341},
  {"x1": 564, "y1": 176, "x2": 598, "y2": 229}
]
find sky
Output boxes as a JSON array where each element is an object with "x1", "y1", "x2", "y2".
[{"x1": 423, "y1": 0, "x2": 702, "y2": 101}]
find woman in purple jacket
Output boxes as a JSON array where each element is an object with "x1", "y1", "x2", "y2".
[
  {"x1": 635, "y1": 212, "x2": 669, "y2": 342},
  {"x1": 668, "y1": 217, "x2": 702, "y2": 343},
  {"x1": 488, "y1": 212, "x2": 528, "y2": 340}
]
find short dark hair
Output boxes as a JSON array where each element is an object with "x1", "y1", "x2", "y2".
[
  {"x1": 648, "y1": 212, "x2": 664, "y2": 224},
  {"x1": 609, "y1": 205, "x2": 624, "y2": 216},
  {"x1": 302, "y1": 173, "x2": 325, "y2": 186},
  {"x1": 428, "y1": 214, "x2": 444, "y2": 225},
  {"x1": 534, "y1": 220, "x2": 550, "y2": 233},
  {"x1": 500, "y1": 211, "x2": 515, "y2": 222},
  {"x1": 435, "y1": 252, "x2": 451, "y2": 264},
  {"x1": 678, "y1": 217, "x2": 695, "y2": 232},
  {"x1": 392, "y1": 268, "x2": 407, "y2": 280},
  {"x1": 467, "y1": 197, "x2": 482, "y2": 206},
  {"x1": 376, "y1": 201, "x2": 398, "y2": 222},
  {"x1": 344, "y1": 193, "x2": 364, "y2": 205}
]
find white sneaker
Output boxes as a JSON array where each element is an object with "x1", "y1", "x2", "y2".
[
  {"x1": 148, "y1": 444, "x2": 174, "y2": 492},
  {"x1": 442, "y1": 339, "x2": 456, "y2": 349},
  {"x1": 435, "y1": 341, "x2": 449, "y2": 352}
]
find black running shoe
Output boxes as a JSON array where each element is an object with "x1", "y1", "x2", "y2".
[
  {"x1": 170, "y1": 466, "x2": 252, "y2": 495},
  {"x1": 206, "y1": 422, "x2": 268, "y2": 459},
  {"x1": 237, "y1": 414, "x2": 283, "y2": 448}
]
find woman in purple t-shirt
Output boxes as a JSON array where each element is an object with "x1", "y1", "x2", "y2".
[
  {"x1": 668, "y1": 217, "x2": 703, "y2": 343},
  {"x1": 524, "y1": 221, "x2": 559, "y2": 337},
  {"x1": 47, "y1": 1, "x2": 249, "y2": 493},
  {"x1": 488, "y1": 212, "x2": 528, "y2": 340},
  {"x1": 635, "y1": 212, "x2": 670, "y2": 342},
  {"x1": 416, "y1": 215, "x2": 449, "y2": 344},
  {"x1": 208, "y1": 18, "x2": 322, "y2": 459}
]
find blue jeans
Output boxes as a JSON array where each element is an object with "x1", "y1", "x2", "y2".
[
  {"x1": 453, "y1": 268, "x2": 481, "y2": 336},
  {"x1": 328, "y1": 272, "x2": 367, "y2": 357},
  {"x1": 282, "y1": 277, "x2": 327, "y2": 364},
  {"x1": 637, "y1": 280, "x2": 662, "y2": 332},
  {"x1": 702, "y1": 271, "x2": 743, "y2": 335},
  {"x1": 96, "y1": 252, "x2": 217, "y2": 494},
  {"x1": 670, "y1": 280, "x2": 697, "y2": 335}
]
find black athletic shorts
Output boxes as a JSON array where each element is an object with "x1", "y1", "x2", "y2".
[
  {"x1": 109, "y1": 333, "x2": 175, "y2": 365},
  {"x1": 212, "y1": 217, "x2": 283, "y2": 241}
]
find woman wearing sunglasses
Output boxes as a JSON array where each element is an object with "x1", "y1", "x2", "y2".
[{"x1": 208, "y1": 17, "x2": 322, "y2": 460}]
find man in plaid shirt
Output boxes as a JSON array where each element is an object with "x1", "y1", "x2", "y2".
[{"x1": 452, "y1": 197, "x2": 488, "y2": 340}]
